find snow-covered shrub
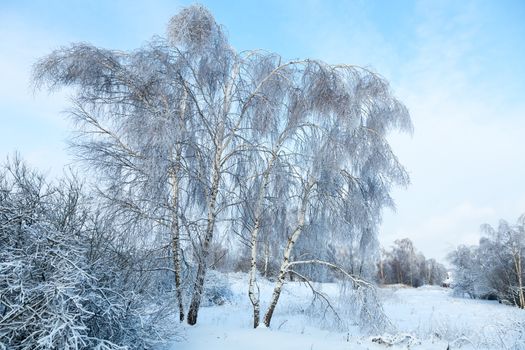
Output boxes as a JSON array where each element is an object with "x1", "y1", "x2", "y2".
[
  {"x1": 201, "y1": 270, "x2": 233, "y2": 306},
  {"x1": 0, "y1": 222, "x2": 105, "y2": 349},
  {"x1": 81, "y1": 220, "x2": 177, "y2": 349},
  {"x1": 0, "y1": 159, "x2": 175, "y2": 349},
  {"x1": 371, "y1": 333, "x2": 421, "y2": 348}
]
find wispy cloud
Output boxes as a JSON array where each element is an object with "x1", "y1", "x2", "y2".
[
  {"x1": 278, "y1": 0, "x2": 525, "y2": 262},
  {"x1": 384, "y1": 2, "x2": 525, "y2": 262}
]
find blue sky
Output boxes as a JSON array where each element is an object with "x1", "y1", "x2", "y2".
[{"x1": 1, "y1": 0, "x2": 524, "y2": 263}]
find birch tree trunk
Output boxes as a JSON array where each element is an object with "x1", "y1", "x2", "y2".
[
  {"x1": 186, "y1": 60, "x2": 240, "y2": 325},
  {"x1": 170, "y1": 89, "x2": 189, "y2": 322},
  {"x1": 514, "y1": 252, "x2": 525, "y2": 308},
  {"x1": 263, "y1": 182, "x2": 311, "y2": 327},
  {"x1": 170, "y1": 147, "x2": 185, "y2": 321},
  {"x1": 263, "y1": 240, "x2": 269, "y2": 278},
  {"x1": 248, "y1": 157, "x2": 277, "y2": 328},
  {"x1": 247, "y1": 130, "x2": 290, "y2": 328},
  {"x1": 187, "y1": 133, "x2": 223, "y2": 325}
]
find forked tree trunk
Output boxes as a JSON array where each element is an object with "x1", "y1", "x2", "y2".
[
  {"x1": 170, "y1": 148, "x2": 185, "y2": 322},
  {"x1": 187, "y1": 142, "x2": 223, "y2": 325},
  {"x1": 186, "y1": 68, "x2": 241, "y2": 325},
  {"x1": 262, "y1": 214, "x2": 306, "y2": 327},
  {"x1": 263, "y1": 185, "x2": 310, "y2": 327}
]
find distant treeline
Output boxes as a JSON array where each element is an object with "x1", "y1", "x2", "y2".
[{"x1": 378, "y1": 238, "x2": 448, "y2": 287}]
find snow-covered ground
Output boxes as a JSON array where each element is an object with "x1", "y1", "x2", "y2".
[
  {"x1": 167, "y1": 274, "x2": 525, "y2": 350},
  {"x1": 382, "y1": 285, "x2": 525, "y2": 349}
]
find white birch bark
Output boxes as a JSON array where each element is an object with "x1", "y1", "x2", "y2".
[
  {"x1": 262, "y1": 179, "x2": 312, "y2": 327},
  {"x1": 514, "y1": 250, "x2": 525, "y2": 308},
  {"x1": 247, "y1": 163, "x2": 274, "y2": 328},
  {"x1": 247, "y1": 132, "x2": 289, "y2": 327},
  {"x1": 187, "y1": 133, "x2": 223, "y2": 325},
  {"x1": 170, "y1": 147, "x2": 185, "y2": 321}
]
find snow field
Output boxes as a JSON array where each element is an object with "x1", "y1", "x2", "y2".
[
  {"x1": 382, "y1": 285, "x2": 525, "y2": 349},
  {"x1": 169, "y1": 273, "x2": 525, "y2": 350}
]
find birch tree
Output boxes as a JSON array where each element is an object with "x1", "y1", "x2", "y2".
[
  {"x1": 449, "y1": 216, "x2": 525, "y2": 307},
  {"x1": 33, "y1": 40, "x2": 196, "y2": 322},
  {"x1": 259, "y1": 62, "x2": 412, "y2": 327},
  {"x1": 480, "y1": 219, "x2": 525, "y2": 307},
  {"x1": 33, "y1": 5, "x2": 413, "y2": 328},
  {"x1": 165, "y1": 7, "x2": 306, "y2": 325}
]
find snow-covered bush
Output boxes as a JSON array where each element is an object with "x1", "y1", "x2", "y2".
[
  {"x1": 0, "y1": 159, "x2": 175, "y2": 349},
  {"x1": 201, "y1": 270, "x2": 233, "y2": 307},
  {"x1": 0, "y1": 222, "x2": 105, "y2": 349},
  {"x1": 182, "y1": 266, "x2": 233, "y2": 308}
]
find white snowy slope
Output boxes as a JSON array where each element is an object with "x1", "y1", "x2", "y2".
[{"x1": 168, "y1": 274, "x2": 525, "y2": 350}]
